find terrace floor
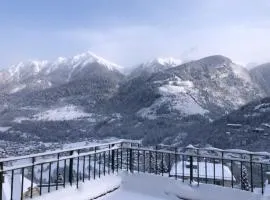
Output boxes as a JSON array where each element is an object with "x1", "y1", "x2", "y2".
[{"x1": 29, "y1": 172, "x2": 266, "y2": 200}]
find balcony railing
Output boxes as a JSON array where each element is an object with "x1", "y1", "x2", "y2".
[{"x1": 0, "y1": 140, "x2": 269, "y2": 200}]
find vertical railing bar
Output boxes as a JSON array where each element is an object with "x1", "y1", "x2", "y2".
[
  {"x1": 40, "y1": 164, "x2": 43, "y2": 195},
  {"x1": 108, "y1": 144, "x2": 111, "y2": 175},
  {"x1": 56, "y1": 153, "x2": 60, "y2": 190},
  {"x1": 149, "y1": 151, "x2": 151, "y2": 174},
  {"x1": 155, "y1": 146, "x2": 158, "y2": 175},
  {"x1": 10, "y1": 169, "x2": 14, "y2": 200},
  {"x1": 182, "y1": 155, "x2": 185, "y2": 182},
  {"x1": 83, "y1": 156, "x2": 85, "y2": 182},
  {"x1": 197, "y1": 150, "x2": 199, "y2": 186},
  {"x1": 63, "y1": 159, "x2": 66, "y2": 188},
  {"x1": 137, "y1": 144, "x2": 140, "y2": 173},
  {"x1": 30, "y1": 157, "x2": 35, "y2": 198},
  {"x1": 231, "y1": 160, "x2": 233, "y2": 188},
  {"x1": 213, "y1": 158, "x2": 216, "y2": 185},
  {"x1": 111, "y1": 144, "x2": 115, "y2": 173},
  {"x1": 116, "y1": 148, "x2": 119, "y2": 173},
  {"x1": 261, "y1": 163, "x2": 264, "y2": 195},
  {"x1": 88, "y1": 154, "x2": 91, "y2": 180},
  {"x1": 197, "y1": 150, "x2": 200, "y2": 185},
  {"x1": 103, "y1": 151, "x2": 106, "y2": 176},
  {"x1": 129, "y1": 147, "x2": 133, "y2": 172},
  {"x1": 240, "y1": 161, "x2": 243, "y2": 190},
  {"x1": 99, "y1": 153, "x2": 101, "y2": 178},
  {"x1": 69, "y1": 150, "x2": 74, "y2": 186},
  {"x1": 222, "y1": 152, "x2": 224, "y2": 187},
  {"x1": 143, "y1": 150, "x2": 146, "y2": 173},
  {"x1": 48, "y1": 162, "x2": 51, "y2": 193},
  {"x1": 168, "y1": 153, "x2": 171, "y2": 177},
  {"x1": 161, "y1": 152, "x2": 164, "y2": 176},
  {"x1": 126, "y1": 148, "x2": 129, "y2": 172},
  {"x1": 76, "y1": 151, "x2": 80, "y2": 189},
  {"x1": 190, "y1": 156, "x2": 193, "y2": 184},
  {"x1": 20, "y1": 168, "x2": 24, "y2": 200},
  {"x1": 250, "y1": 154, "x2": 253, "y2": 192},
  {"x1": 205, "y1": 158, "x2": 208, "y2": 184},
  {"x1": 175, "y1": 147, "x2": 177, "y2": 180},
  {"x1": 120, "y1": 144, "x2": 123, "y2": 170},
  {"x1": 94, "y1": 148, "x2": 96, "y2": 180}
]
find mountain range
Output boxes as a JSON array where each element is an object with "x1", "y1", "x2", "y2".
[{"x1": 0, "y1": 51, "x2": 269, "y2": 151}]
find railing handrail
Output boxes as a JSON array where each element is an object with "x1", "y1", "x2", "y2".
[
  {"x1": 0, "y1": 139, "x2": 140, "y2": 163},
  {"x1": 1, "y1": 145, "x2": 120, "y2": 173},
  {"x1": 185, "y1": 145, "x2": 270, "y2": 157}
]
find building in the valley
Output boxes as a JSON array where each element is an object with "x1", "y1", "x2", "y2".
[{"x1": 170, "y1": 161, "x2": 236, "y2": 187}]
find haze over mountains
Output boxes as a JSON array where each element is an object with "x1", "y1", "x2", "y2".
[{"x1": 0, "y1": 51, "x2": 270, "y2": 151}]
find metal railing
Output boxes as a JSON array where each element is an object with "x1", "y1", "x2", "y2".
[{"x1": 0, "y1": 140, "x2": 269, "y2": 200}]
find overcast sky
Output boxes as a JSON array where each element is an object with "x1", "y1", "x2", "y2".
[{"x1": 1, "y1": 0, "x2": 270, "y2": 68}]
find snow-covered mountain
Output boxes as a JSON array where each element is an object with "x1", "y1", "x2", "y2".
[
  {"x1": 119, "y1": 55, "x2": 264, "y2": 119},
  {"x1": 250, "y1": 63, "x2": 270, "y2": 95},
  {"x1": 129, "y1": 57, "x2": 182, "y2": 78},
  {"x1": 0, "y1": 53, "x2": 268, "y2": 148},
  {"x1": 0, "y1": 51, "x2": 123, "y2": 94}
]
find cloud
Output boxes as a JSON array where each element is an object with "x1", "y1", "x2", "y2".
[{"x1": 61, "y1": 23, "x2": 270, "y2": 67}]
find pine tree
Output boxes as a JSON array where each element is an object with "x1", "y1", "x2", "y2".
[{"x1": 241, "y1": 166, "x2": 250, "y2": 191}]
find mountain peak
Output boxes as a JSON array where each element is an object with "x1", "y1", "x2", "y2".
[
  {"x1": 198, "y1": 55, "x2": 232, "y2": 65},
  {"x1": 71, "y1": 51, "x2": 123, "y2": 71},
  {"x1": 147, "y1": 57, "x2": 182, "y2": 68}
]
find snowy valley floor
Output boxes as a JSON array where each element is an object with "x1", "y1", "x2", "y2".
[{"x1": 30, "y1": 173, "x2": 269, "y2": 200}]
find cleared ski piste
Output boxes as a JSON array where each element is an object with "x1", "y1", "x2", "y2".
[{"x1": 31, "y1": 173, "x2": 267, "y2": 200}]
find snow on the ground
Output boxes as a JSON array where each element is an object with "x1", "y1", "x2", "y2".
[
  {"x1": 33, "y1": 173, "x2": 263, "y2": 200},
  {"x1": 13, "y1": 105, "x2": 97, "y2": 122},
  {"x1": 0, "y1": 126, "x2": 11, "y2": 132},
  {"x1": 13, "y1": 117, "x2": 30, "y2": 123},
  {"x1": 33, "y1": 105, "x2": 93, "y2": 121},
  {"x1": 30, "y1": 175, "x2": 121, "y2": 200},
  {"x1": 9, "y1": 84, "x2": 26, "y2": 94},
  {"x1": 101, "y1": 173, "x2": 261, "y2": 200},
  {"x1": 137, "y1": 76, "x2": 208, "y2": 119}
]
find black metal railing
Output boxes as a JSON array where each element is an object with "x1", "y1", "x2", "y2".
[{"x1": 0, "y1": 140, "x2": 269, "y2": 200}]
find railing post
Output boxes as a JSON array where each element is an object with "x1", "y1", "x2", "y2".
[
  {"x1": 111, "y1": 144, "x2": 115, "y2": 173},
  {"x1": 69, "y1": 150, "x2": 74, "y2": 185},
  {"x1": 129, "y1": 147, "x2": 133, "y2": 172},
  {"x1": 0, "y1": 162, "x2": 3, "y2": 200},
  {"x1": 190, "y1": 156, "x2": 193, "y2": 184},
  {"x1": 250, "y1": 154, "x2": 253, "y2": 192}
]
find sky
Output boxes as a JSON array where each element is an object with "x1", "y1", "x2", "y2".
[{"x1": 0, "y1": 0, "x2": 270, "y2": 68}]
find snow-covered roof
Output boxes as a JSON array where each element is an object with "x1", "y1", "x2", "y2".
[{"x1": 170, "y1": 161, "x2": 236, "y2": 181}]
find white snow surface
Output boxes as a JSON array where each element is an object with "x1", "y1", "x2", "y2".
[
  {"x1": 31, "y1": 175, "x2": 121, "y2": 200},
  {"x1": 137, "y1": 76, "x2": 208, "y2": 119},
  {"x1": 144, "y1": 57, "x2": 182, "y2": 68},
  {"x1": 0, "y1": 126, "x2": 11, "y2": 132},
  {"x1": 101, "y1": 173, "x2": 260, "y2": 200},
  {"x1": 27, "y1": 173, "x2": 265, "y2": 200},
  {"x1": 13, "y1": 105, "x2": 96, "y2": 122},
  {"x1": 170, "y1": 161, "x2": 236, "y2": 181},
  {"x1": 32, "y1": 105, "x2": 93, "y2": 121},
  {"x1": 3, "y1": 174, "x2": 37, "y2": 200}
]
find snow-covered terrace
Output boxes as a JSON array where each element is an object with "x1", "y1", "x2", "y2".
[
  {"x1": 30, "y1": 173, "x2": 264, "y2": 200},
  {"x1": 1, "y1": 140, "x2": 270, "y2": 200}
]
